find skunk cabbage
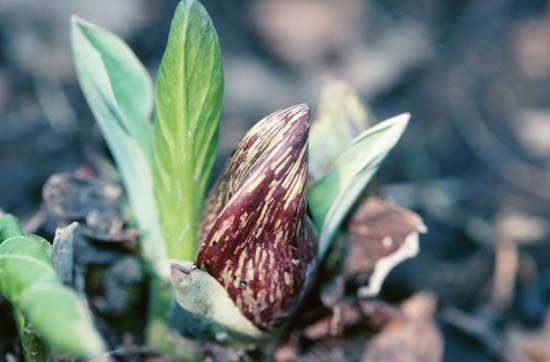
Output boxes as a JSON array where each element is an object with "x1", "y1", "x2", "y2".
[{"x1": 196, "y1": 104, "x2": 317, "y2": 330}]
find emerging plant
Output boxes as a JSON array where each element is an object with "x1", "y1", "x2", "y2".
[
  {"x1": 0, "y1": 215, "x2": 105, "y2": 361},
  {"x1": 170, "y1": 88, "x2": 411, "y2": 344},
  {"x1": 0, "y1": 0, "x2": 418, "y2": 359},
  {"x1": 196, "y1": 105, "x2": 316, "y2": 331}
]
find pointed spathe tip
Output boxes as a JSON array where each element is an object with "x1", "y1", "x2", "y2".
[
  {"x1": 294, "y1": 103, "x2": 311, "y2": 112},
  {"x1": 281, "y1": 103, "x2": 312, "y2": 143}
]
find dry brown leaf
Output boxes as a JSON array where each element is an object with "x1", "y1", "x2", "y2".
[
  {"x1": 275, "y1": 341, "x2": 298, "y2": 362},
  {"x1": 358, "y1": 299, "x2": 405, "y2": 332},
  {"x1": 506, "y1": 311, "x2": 550, "y2": 362},
  {"x1": 513, "y1": 18, "x2": 550, "y2": 79},
  {"x1": 496, "y1": 212, "x2": 548, "y2": 245},
  {"x1": 249, "y1": 0, "x2": 363, "y2": 67},
  {"x1": 83, "y1": 211, "x2": 139, "y2": 246},
  {"x1": 303, "y1": 300, "x2": 363, "y2": 341},
  {"x1": 43, "y1": 172, "x2": 123, "y2": 221},
  {"x1": 43, "y1": 172, "x2": 139, "y2": 247},
  {"x1": 362, "y1": 293, "x2": 443, "y2": 362},
  {"x1": 345, "y1": 197, "x2": 426, "y2": 297},
  {"x1": 301, "y1": 299, "x2": 402, "y2": 342}
]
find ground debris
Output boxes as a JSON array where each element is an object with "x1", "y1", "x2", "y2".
[
  {"x1": 44, "y1": 171, "x2": 139, "y2": 250},
  {"x1": 200, "y1": 343, "x2": 248, "y2": 362},
  {"x1": 442, "y1": 306, "x2": 504, "y2": 360},
  {"x1": 43, "y1": 172, "x2": 123, "y2": 221},
  {"x1": 299, "y1": 342, "x2": 361, "y2": 362},
  {"x1": 277, "y1": 294, "x2": 439, "y2": 362},
  {"x1": 41, "y1": 170, "x2": 146, "y2": 347},
  {"x1": 84, "y1": 211, "x2": 139, "y2": 248},
  {"x1": 506, "y1": 311, "x2": 550, "y2": 362},
  {"x1": 301, "y1": 299, "x2": 403, "y2": 341},
  {"x1": 103, "y1": 257, "x2": 144, "y2": 315},
  {"x1": 345, "y1": 197, "x2": 426, "y2": 297},
  {"x1": 88, "y1": 346, "x2": 177, "y2": 362},
  {"x1": 362, "y1": 293, "x2": 443, "y2": 362},
  {"x1": 52, "y1": 222, "x2": 78, "y2": 285}
]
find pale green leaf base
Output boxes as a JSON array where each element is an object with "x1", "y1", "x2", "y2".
[{"x1": 171, "y1": 261, "x2": 265, "y2": 345}]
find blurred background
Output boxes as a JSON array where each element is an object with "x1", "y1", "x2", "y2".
[{"x1": 0, "y1": 0, "x2": 549, "y2": 361}]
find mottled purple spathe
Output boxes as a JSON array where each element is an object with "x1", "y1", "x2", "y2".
[{"x1": 196, "y1": 104, "x2": 317, "y2": 330}]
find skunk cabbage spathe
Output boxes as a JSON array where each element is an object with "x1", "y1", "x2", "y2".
[{"x1": 196, "y1": 104, "x2": 317, "y2": 330}]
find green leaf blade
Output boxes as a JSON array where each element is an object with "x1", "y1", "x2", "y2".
[
  {"x1": 71, "y1": 17, "x2": 165, "y2": 263},
  {"x1": 19, "y1": 284, "x2": 105, "y2": 358},
  {"x1": 73, "y1": 16, "x2": 153, "y2": 156},
  {"x1": 309, "y1": 78, "x2": 374, "y2": 180},
  {"x1": 0, "y1": 216, "x2": 106, "y2": 358},
  {"x1": 308, "y1": 113, "x2": 410, "y2": 258},
  {"x1": 153, "y1": 0, "x2": 224, "y2": 260}
]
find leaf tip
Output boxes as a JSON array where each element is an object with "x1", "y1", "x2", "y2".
[
  {"x1": 392, "y1": 112, "x2": 411, "y2": 129},
  {"x1": 174, "y1": 0, "x2": 213, "y2": 22},
  {"x1": 70, "y1": 15, "x2": 94, "y2": 48},
  {"x1": 295, "y1": 102, "x2": 311, "y2": 112},
  {"x1": 69, "y1": 14, "x2": 80, "y2": 26},
  {"x1": 70, "y1": 14, "x2": 91, "y2": 32},
  {"x1": 272, "y1": 103, "x2": 311, "y2": 150},
  {"x1": 286, "y1": 102, "x2": 311, "y2": 143}
]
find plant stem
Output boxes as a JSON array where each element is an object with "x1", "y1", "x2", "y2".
[
  {"x1": 145, "y1": 262, "x2": 198, "y2": 360},
  {"x1": 15, "y1": 309, "x2": 49, "y2": 362},
  {"x1": 145, "y1": 267, "x2": 173, "y2": 350}
]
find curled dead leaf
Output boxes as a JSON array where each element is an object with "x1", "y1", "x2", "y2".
[{"x1": 345, "y1": 197, "x2": 426, "y2": 297}]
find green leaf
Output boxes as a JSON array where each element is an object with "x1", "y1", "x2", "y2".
[
  {"x1": 309, "y1": 78, "x2": 374, "y2": 180},
  {"x1": 72, "y1": 16, "x2": 153, "y2": 158},
  {"x1": 308, "y1": 114, "x2": 410, "y2": 259},
  {"x1": 0, "y1": 215, "x2": 105, "y2": 358},
  {"x1": 19, "y1": 284, "x2": 105, "y2": 357},
  {"x1": 153, "y1": 0, "x2": 224, "y2": 260},
  {"x1": 71, "y1": 16, "x2": 165, "y2": 263}
]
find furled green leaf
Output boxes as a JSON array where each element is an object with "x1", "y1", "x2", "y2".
[
  {"x1": 153, "y1": 0, "x2": 224, "y2": 260},
  {"x1": 171, "y1": 261, "x2": 264, "y2": 344},
  {"x1": 308, "y1": 114, "x2": 410, "y2": 259},
  {"x1": 309, "y1": 78, "x2": 374, "y2": 180},
  {"x1": 71, "y1": 17, "x2": 165, "y2": 263},
  {"x1": 0, "y1": 215, "x2": 105, "y2": 358}
]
